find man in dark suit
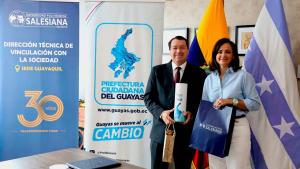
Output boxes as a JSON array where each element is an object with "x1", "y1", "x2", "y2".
[{"x1": 144, "y1": 36, "x2": 206, "y2": 169}]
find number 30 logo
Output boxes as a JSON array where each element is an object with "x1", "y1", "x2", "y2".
[{"x1": 17, "y1": 91, "x2": 64, "y2": 127}]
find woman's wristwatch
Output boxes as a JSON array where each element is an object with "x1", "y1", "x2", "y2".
[{"x1": 232, "y1": 98, "x2": 238, "y2": 107}]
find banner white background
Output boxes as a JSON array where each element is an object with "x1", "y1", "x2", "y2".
[{"x1": 83, "y1": 1, "x2": 164, "y2": 168}]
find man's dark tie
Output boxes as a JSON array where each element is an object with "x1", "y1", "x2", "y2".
[{"x1": 174, "y1": 67, "x2": 181, "y2": 83}]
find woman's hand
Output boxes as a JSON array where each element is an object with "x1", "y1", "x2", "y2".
[{"x1": 213, "y1": 98, "x2": 232, "y2": 109}]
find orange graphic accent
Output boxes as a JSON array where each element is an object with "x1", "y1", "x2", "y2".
[{"x1": 17, "y1": 91, "x2": 64, "y2": 127}]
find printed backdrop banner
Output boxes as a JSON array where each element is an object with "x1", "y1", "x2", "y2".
[
  {"x1": 83, "y1": 1, "x2": 164, "y2": 168},
  {"x1": 0, "y1": 0, "x2": 79, "y2": 161}
]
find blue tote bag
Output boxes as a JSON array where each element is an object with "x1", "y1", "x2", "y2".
[{"x1": 189, "y1": 100, "x2": 236, "y2": 158}]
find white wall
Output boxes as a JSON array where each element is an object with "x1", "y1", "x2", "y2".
[{"x1": 164, "y1": 0, "x2": 300, "y2": 94}]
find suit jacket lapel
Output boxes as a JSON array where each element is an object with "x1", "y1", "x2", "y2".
[
  {"x1": 181, "y1": 63, "x2": 190, "y2": 83},
  {"x1": 166, "y1": 62, "x2": 175, "y2": 88}
]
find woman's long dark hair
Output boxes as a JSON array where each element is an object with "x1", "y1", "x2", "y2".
[{"x1": 209, "y1": 38, "x2": 241, "y2": 72}]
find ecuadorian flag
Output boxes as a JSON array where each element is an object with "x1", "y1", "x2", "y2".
[
  {"x1": 188, "y1": 0, "x2": 229, "y2": 169},
  {"x1": 187, "y1": 0, "x2": 229, "y2": 67}
]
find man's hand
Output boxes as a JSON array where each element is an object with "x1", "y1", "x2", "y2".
[
  {"x1": 160, "y1": 108, "x2": 175, "y2": 125},
  {"x1": 182, "y1": 111, "x2": 193, "y2": 125}
]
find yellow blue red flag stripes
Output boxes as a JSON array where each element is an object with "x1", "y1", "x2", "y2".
[
  {"x1": 187, "y1": 0, "x2": 229, "y2": 66},
  {"x1": 191, "y1": 149, "x2": 209, "y2": 169},
  {"x1": 188, "y1": 0, "x2": 229, "y2": 169}
]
